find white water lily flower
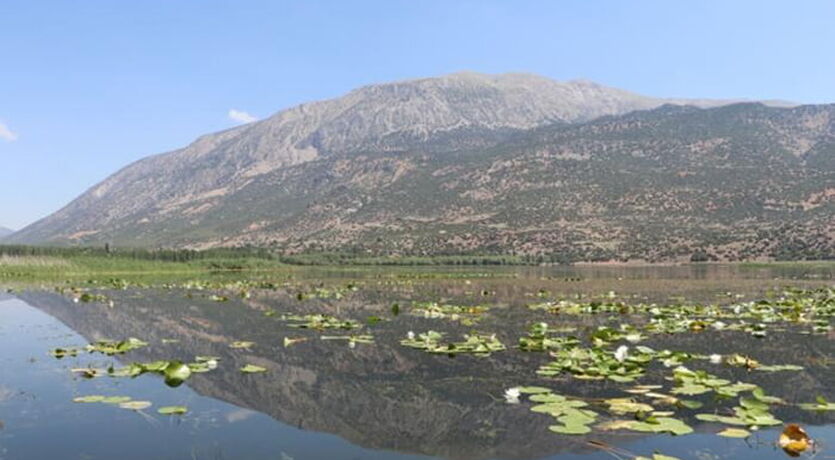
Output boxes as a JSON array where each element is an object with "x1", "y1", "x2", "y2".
[
  {"x1": 711, "y1": 321, "x2": 727, "y2": 330},
  {"x1": 709, "y1": 354, "x2": 723, "y2": 364},
  {"x1": 504, "y1": 387, "x2": 521, "y2": 404},
  {"x1": 614, "y1": 345, "x2": 629, "y2": 363},
  {"x1": 407, "y1": 331, "x2": 415, "y2": 340}
]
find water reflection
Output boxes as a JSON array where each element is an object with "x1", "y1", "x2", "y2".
[{"x1": 0, "y1": 267, "x2": 833, "y2": 460}]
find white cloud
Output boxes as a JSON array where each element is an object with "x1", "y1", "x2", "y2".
[
  {"x1": 0, "y1": 121, "x2": 18, "y2": 142},
  {"x1": 228, "y1": 109, "x2": 258, "y2": 124}
]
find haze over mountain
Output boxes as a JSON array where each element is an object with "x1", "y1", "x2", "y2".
[
  {"x1": 0, "y1": 226, "x2": 14, "y2": 239},
  {"x1": 7, "y1": 72, "x2": 833, "y2": 262}
]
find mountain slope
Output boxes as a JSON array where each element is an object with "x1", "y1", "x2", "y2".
[
  {"x1": 8, "y1": 73, "x2": 741, "y2": 244},
  {"x1": 87, "y1": 102, "x2": 831, "y2": 262},
  {"x1": 9, "y1": 74, "x2": 832, "y2": 262},
  {"x1": 0, "y1": 226, "x2": 13, "y2": 239}
]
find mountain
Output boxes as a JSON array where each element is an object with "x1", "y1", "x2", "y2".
[
  {"x1": 8, "y1": 73, "x2": 833, "y2": 262},
  {"x1": 0, "y1": 226, "x2": 14, "y2": 239}
]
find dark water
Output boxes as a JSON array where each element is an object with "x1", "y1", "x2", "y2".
[{"x1": 0, "y1": 265, "x2": 833, "y2": 460}]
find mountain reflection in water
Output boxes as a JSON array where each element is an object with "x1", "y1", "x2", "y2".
[{"x1": 2, "y1": 267, "x2": 833, "y2": 460}]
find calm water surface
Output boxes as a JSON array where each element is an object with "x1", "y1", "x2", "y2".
[{"x1": 0, "y1": 264, "x2": 833, "y2": 460}]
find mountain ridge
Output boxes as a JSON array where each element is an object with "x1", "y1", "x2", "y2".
[{"x1": 7, "y1": 73, "x2": 832, "y2": 262}]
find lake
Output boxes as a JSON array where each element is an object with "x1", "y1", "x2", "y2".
[{"x1": 0, "y1": 264, "x2": 833, "y2": 460}]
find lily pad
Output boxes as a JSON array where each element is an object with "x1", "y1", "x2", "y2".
[
  {"x1": 240, "y1": 364, "x2": 267, "y2": 373},
  {"x1": 625, "y1": 417, "x2": 693, "y2": 435},
  {"x1": 163, "y1": 361, "x2": 192, "y2": 387},
  {"x1": 119, "y1": 401, "x2": 152, "y2": 410},
  {"x1": 549, "y1": 423, "x2": 591, "y2": 435},
  {"x1": 158, "y1": 406, "x2": 188, "y2": 415},
  {"x1": 717, "y1": 428, "x2": 751, "y2": 438},
  {"x1": 73, "y1": 395, "x2": 105, "y2": 403}
]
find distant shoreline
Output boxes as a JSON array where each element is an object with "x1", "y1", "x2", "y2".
[{"x1": 1, "y1": 244, "x2": 833, "y2": 285}]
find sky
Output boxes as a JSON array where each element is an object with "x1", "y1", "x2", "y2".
[{"x1": 2, "y1": 0, "x2": 835, "y2": 230}]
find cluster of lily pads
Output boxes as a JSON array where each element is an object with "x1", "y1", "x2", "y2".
[
  {"x1": 400, "y1": 330, "x2": 506, "y2": 356},
  {"x1": 494, "y1": 288, "x2": 834, "y2": 444},
  {"x1": 507, "y1": 386, "x2": 693, "y2": 436},
  {"x1": 538, "y1": 345, "x2": 660, "y2": 382},
  {"x1": 518, "y1": 322, "x2": 580, "y2": 351},
  {"x1": 278, "y1": 313, "x2": 362, "y2": 330},
  {"x1": 507, "y1": 347, "x2": 832, "y2": 442},
  {"x1": 409, "y1": 302, "x2": 489, "y2": 325},
  {"x1": 51, "y1": 337, "x2": 149, "y2": 358},
  {"x1": 47, "y1": 277, "x2": 833, "y2": 453},
  {"x1": 506, "y1": 378, "x2": 813, "y2": 441},
  {"x1": 295, "y1": 284, "x2": 359, "y2": 301},
  {"x1": 72, "y1": 357, "x2": 217, "y2": 387},
  {"x1": 254, "y1": 309, "x2": 379, "y2": 348},
  {"x1": 73, "y1": 394, "x2": 187, "y2": 414},
  {"x1": 54, "y1": 285, "x2": 113, "y2": 305},
  {"x1": 320, "y1": 334, "x2": 375, "y2": 348},
  {"x1": 528, "y1": 287, "x2": 833, "y2": 338}
]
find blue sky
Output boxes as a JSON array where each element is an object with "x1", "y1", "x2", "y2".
[{"x1": 2, "y1": 0, "x2": 835, "y2": 229}]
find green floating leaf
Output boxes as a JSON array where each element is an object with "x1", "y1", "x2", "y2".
[
  {"x1": 752, "y1": 387, "x2": 783, "y2": 404},
  {"x1": 549, "y1": 424, "x2": 591, "y2": 435},
  {"x1": 119, "y1": 400, "x2": 152, "y2": 410},
  {"x1": 158, "y1": 406, "x2": 188, "y2": 415},
  {"x1": 280, "y1": 313, "x2": 362, "y2": 330},
  {"x1": 529, "y1": 393, "x2": 567, "y2": 403},
  {"x1": 163, "y1": 361, "x2": 192, "y2": 387},
  {"x1": 626, "y1": 417, "x2": 693, "y2": 435},
  {"x1": 240, "y1": 364, "x2": 267, "y2": 373},
  {"x1": 755, "y1": 364, "x2": 803, "y2": 372},
  {"x1": 73, "y1": 395, "x2": 105, "y2": 403},
  {"x1": 676, "y1": 399, "x2": 703, "y2": 410},
  {"x1": 86, "y1": 337, "x2": 148, "y2": 355},
  {"x1": 320, "y1": 334, "x2": 375, "y2": 345},
  {"x1": 605, "y1": 398, "x2": 654, "y2": 415},
  {"x1": 717, "y1": 428, "x2": 751, "y2": 438},
  {"x1": 516, "y1": 386, "x2": 552, "y2": 394},
  {"x1": 696, "y1": 413, "x2": 748, "y2": 426},
  {"x1": 798, "y1": 395, "x2": 835, "y2": 411}
]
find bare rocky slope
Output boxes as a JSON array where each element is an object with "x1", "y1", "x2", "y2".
[{"x1": 7, "y1": 73, "x2": 833, "y2": 262}]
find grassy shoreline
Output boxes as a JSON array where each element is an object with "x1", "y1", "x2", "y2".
[{"x1": 1, "y1": 245, "x2": 833, "y2": 283}]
